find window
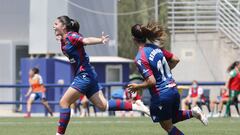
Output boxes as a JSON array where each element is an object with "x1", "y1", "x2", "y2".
[{"x1": 106, "y1": 65, "x2": 122, "y2": 83}]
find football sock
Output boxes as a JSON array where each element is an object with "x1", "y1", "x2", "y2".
[
  {"x1": 168, "y1": 126, "x2": 184, "y2": 135},
  {"x1": 57, "y1": 108, "x2": 71, "y2": 135}
]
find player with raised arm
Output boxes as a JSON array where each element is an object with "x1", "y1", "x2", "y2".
[{"x1": 53, "y1": 16, "x2": 149, "y2": 135}]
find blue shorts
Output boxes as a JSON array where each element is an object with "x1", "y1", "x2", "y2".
[
  {"x1": 150, "y1": 87, "x2": 180, "y2": 122},
  {"x1": 30, "y1": 92, "x2": 46, "y2": 100},
  {"x1": 70, "y1": 72, "x2": 102, "y2": 99}
]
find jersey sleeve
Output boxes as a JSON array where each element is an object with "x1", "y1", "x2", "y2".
[
  {"x1": 135, "y1": 57, "x2": 153, "y2": 79},
  {"x1": 68, "y1": 33, "x2": 84, "y2": 46},
  {"x1": 161, "y1": 49, "x2": 173, "y2": 62}
]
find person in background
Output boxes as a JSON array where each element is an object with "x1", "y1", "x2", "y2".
[
  {"x1": 181, "y1": 80, "x2": 203, "y2": 110},
  {"x1": 208, "y1": 87, "x2": 229, "y2": 117},
  {"x1": 25, "y1": 67, "x2": 53, "y2": 118},
  {"x1": 224, "y1": 61, "x2": 240, "y2": 117}
]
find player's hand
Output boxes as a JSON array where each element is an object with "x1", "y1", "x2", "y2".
[
  {"x1": 101, "y1": 32, "x2": 109, "y2": 44},
  {"x1": 127, "y1": 83, "x2": 139, "y2": 93}
]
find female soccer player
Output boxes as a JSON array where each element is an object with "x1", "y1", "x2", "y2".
[
  {"x1": 53, "y1": 15, "x2": 149, "y2": 135},
  {"x1": 127, "y1": 23, "x2": 208, "y2": 135},
  {"x1": 25, "y1": 67, "x2": 53, "y2": 118},
  {"x1": 224, "y1": 61, "x2": 240, "y2": 117}
]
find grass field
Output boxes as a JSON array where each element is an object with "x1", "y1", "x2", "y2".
[{"x1": 0, "y1": 117, "x2": 239, "y2": 135}]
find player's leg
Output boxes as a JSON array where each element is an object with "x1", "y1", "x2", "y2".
[
  {"x1": 80, "y1": 96, "x2": 89, "y2": 117},
  {"x1": 160, "y1": 119, "x2": 184, "y2": 135},
  {"x1": 217, "y1": 98, "x2": 227, "y2": 117},
  {"x1": 41, "y1": 99, "x2": 53, "y2": 116},
  {"x1": 181, "y1": 97, "x2": 190, "y2": 110},
  {"x1": 25, "y1": 93, "x2": 36, "y2": 118},
  {"x1": 89, "y1": 90, "x2": 149, "y2": 115},
  {"x1": 208, "y1": 99, "x2": 217, "y2": 117},
  {"x1": 40, "y1": 92, "x2": 53, "y2": 116},
  {"x1": 172, "y1": 89, "x2": 207, "y2": 125},
  {"x1": 191, "y1": 97, "x2": 198, "y2": 107},
  {"x1": 225, "y1": 90, "x2": 234, "y2": 116},
  {"x1": 172, "y1": 92, "x2": 193, "y2": 124},
  {"x1": 56, "y1": 87, "x2": 83, "y2": 135}
]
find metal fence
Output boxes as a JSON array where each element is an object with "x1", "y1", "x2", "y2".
[
  {"x1": 167, "y1": 0, "x2": 218, "y2": 34},
  {"x1": 217, "y1": 0, "x2": 240, "y2": 48}
]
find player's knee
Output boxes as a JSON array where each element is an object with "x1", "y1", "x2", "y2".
[
  {"x1": 97, "y1": 102, "x2": 107, "y2": 111},
  {"x1": 59, "y1": 99, "x2": 70, "y2": 108}
]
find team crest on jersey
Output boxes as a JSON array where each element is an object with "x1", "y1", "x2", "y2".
[
  {"x1": 69, "y1": 58, "x2": 76, "y2": 63},
  {"x1": 143, "y1": 69, "x2": 149, "y2": 74}
]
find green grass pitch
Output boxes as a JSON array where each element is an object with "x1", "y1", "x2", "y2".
[{"x1": 0, "y1": 117, "x2": 239, "y2": 135}]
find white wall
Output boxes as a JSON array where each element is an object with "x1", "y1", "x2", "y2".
[
  {"x1": 29, "y1": 0, "x2": 67, "y2": 54},
  {"x1": 0, "y1": 0, "x2": 29, "y2": 42},
  {"x1": 0, "y1": 41, "x2": 16, "y2": 110},
  {"x1": 171, "y1": 33, "x2": 240, "y2": 98}
]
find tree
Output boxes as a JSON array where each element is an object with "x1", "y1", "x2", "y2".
[{"x1": 117, "y1": 0, "x2": 169, "y2": 73}]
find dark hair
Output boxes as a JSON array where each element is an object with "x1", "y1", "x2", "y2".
[
  {"x1": 227, "y1": 61, "x2": 240, "y2": 72},
  {"x1": 57, "y1": 15, "x2": 80, "y2": 32},
  {"x1": 31, "y1": 67, "x2": 39, "y2": 74},
  {"x1": 131, "y1": 22, "x2": 167, "y2": 44}
]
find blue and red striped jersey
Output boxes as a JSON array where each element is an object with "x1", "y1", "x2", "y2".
[
  {"x1": 61, "y1": 32, "x2": 92, "y2": 76},
  {"x1": 134, "y1": 44, "x2": 175, "y2": 97}
]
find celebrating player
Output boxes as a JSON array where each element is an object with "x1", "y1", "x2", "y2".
[
  {"x1": 53, "y1": 15, "x2": 149, "y2": 135},
  {"x1": 24, "y1": 67, "x2": 53, "y2": 118},
  {"x1": 127, "y1": 23, "x2": 208, "y2": 135}
]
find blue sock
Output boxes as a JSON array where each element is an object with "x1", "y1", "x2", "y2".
[
  {"x1": 168, "y1": 126, "x2": 184, "y2": 135},
  {"x1": 108, "y1": 99, "x2": 132, "y2": 111}
]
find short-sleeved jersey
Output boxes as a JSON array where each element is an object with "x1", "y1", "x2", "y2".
[
  {"x1": 134, "y1": 44, "x2": 175, "y2": 99},
  {"x1": 61, "y1": 32, "x2": 93, "y2": 76},
  {"x1": 161, "y1": 48, "x2": 173, "y2": 62},
  {"x1": 29, "y1": 74, "x2": 46, "y2": 93}
]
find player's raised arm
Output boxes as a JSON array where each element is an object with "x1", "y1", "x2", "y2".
[{"x1": 83, "y1": 32, "x2": 109, "y2": 45}]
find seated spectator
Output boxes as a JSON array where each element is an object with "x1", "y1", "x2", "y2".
[
  {"x1": 208, "y1": 87, "x2": 229, "y2": 117},
  {"x1": 181, "y1": 80, "x2": 203, "y2": 110}
]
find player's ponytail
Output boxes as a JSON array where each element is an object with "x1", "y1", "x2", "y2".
[
  {"x1": 70, "y1": 19, "x2": 80, "y2": 33},
  {"x1": 131, "y1": 22, "x2": 167, "y2": 46},
  {"x1": 57, "y1": 15, "x2": 80, "y2": 33},
  {"x1": 227, "y1": 61, "x2": 240, "y2": 72}
]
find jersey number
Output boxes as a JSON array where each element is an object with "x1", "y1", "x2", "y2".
[{"x1": 157, "y1": 57, "x2": 172, "y2": 81}]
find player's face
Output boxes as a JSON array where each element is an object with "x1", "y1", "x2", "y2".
[
  {"x1": 53, "y1": 19, "x2": 65, "y2": 37},
  {"x1": 29, "y1": 70, "x2": 34, "y2": 78}
]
